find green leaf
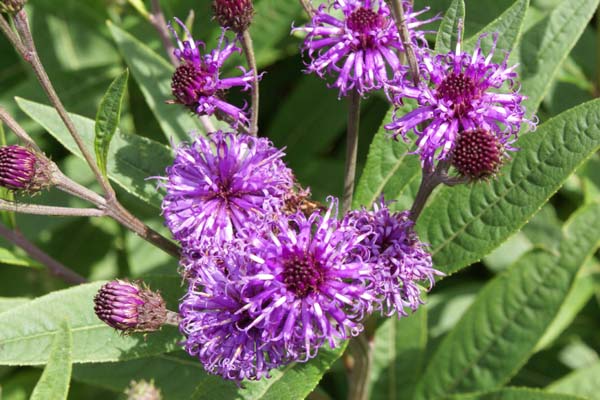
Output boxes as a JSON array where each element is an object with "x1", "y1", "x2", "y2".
[
  {"x1": 195, "y1": 346, "x2": 345, "y2": 400},
  {"x1": 94, "y1": 69, "x2": 129, "y2": 177},
  {"x1": 414, "y1": 202, "x2": 600, "y2": 399},
  {"x1": 435, "y1": 0, "x2": 465, "y2": 54},
  {"x1": 107, "y1": 22, "x2": 204, "y2": 143},
  {"x1": 74, "y1": 347, "x2": 344, "y2": 400},
  {"x1": 547, "y1": 362, "x2": 600, "y2": 400},
  {"x1": 418, "y1": 98, "x2": 600, "y2": 276},
  {"x1": 17, "y1": 97, "x2": 173, "y2": 210},
  {"x1": 0, "y1": 247, "x2": 40, "y2": 269},
  {"x1": 450, "y1": 387, "x2": 588, "y2": 400},
  {"x1": 353, "y1": 105, "x2": 420, "y2": 209},
  {"x1": 518, "y1": 0, "x2": 600, "y2": 114},
  {"x1": 369, "y1": 309, "x2": 427, "y2": 400},
  {"x1": 30, "y1": 320, "x2": 72, "y2": 400},
  {"x1": 0, "y1": 281, "x2": 180, "y2": 366},
  {"x1": 463, "y1": 0, "x2": 529, "y2": 63},
  {"x1": 0, "y1": 297, "x2": 29, "y2": 314}
]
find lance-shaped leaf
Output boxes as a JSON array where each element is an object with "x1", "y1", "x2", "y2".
[
  {"x1": 414, "y1": 202, "x2": 600, "y2": 399},
  {"x1": 449, "y1": 388, "x2": 588, "y2": 400},
  {"x1": 0, "y1": 279, "x2": 181, "y2": 366},
  {"x1": 435, "y1": 0, "x2": 465, "y2": 54},
  {"x1": 369, "y1": 309, "x2": 427, "y2": 400},
  {"x1": 94, "y1": 69, "x2": 128, "y2": 177},
  {"x1": 30, "y1": 320, "x2": 72, "y2": 400},
  {"x1": 17, "y1": 98, "x2": 172, "y2": 210},
  {"x1": 418, "y1": 98, "x2": 600, "y2": 276},
  {"x1": 547, "y1": 361, "x2": 600, "y2": 400}
]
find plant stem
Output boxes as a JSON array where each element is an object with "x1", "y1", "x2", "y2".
[
  {"x1": 0, "y1": 12, "x2": 182, "y2": 259},
  {"x1": 0, "y1": 199, "x2": 105, "y2": 217},
  {"x1": 409, "y1": 161, "x2": 452, "y2": 222},
  {"x1": 11, "y1": 11, "x2": 116, "y2": 200},
  {"x1": 347, "y1": 334, "x2": 373, "y2": 400},
  {"x1": 240, "y1": 30, "x2": 260, "y2": 136},
  {"x1": 150, "y1": 0, "x2": 178, "y2": 66},
  {"x1": 387, "y1": 0, "x2": 420, "y2": 85},
  {"x1": 343, "y1": 90, "x2": 361, "y2": 213},
  {"x1": 299, "y1": 0, "x2": 315, "y2": 18},
  {"x1": 0, "y1": 106, "x2": 39, "y2": 151},
  {"x1": 165, "y1": 309, "x2": 182, "y2": 326}
]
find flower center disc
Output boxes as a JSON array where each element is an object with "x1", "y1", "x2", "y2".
[
  {"x1": 283, "y1": 254, "x2": 325, "y2": 298},
  {"x1": 347, "y1": 7, "x2": 382, "y2": 32},
  {"x1": 171, "y1": 63, "x2": 214, "y2": 107},
  {"x1": 452, "y1": 128, "x2": 503, "y2": 178},
  {"x1": 436, "y1": 72, "x2": 478, "y2": 105}
]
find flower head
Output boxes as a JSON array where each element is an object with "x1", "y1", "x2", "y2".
[
  {"x1": 294, "y1": 0, "x2": 436, "y2": 96},
  {"x1": 213, "y1": 0, "x2": 254, "y2": 33},
  {"x1": 343, "y1": 199, "x2": 441, "y2": 317},
  {"x1": 239, "y1": 199, "x2": 373, "y2": 360},
  {"x1": 94, "y1": 280, "x2": 167, "y2": 333},
  {"x1": 0, "y1": 145, "x2": 51, "y2": 192},
  {"x1": 451, "y1": 128, "x2": 504, "y2": 179},
  {"x1": 180, "y1": 260, "x2": 291, "y2": 381},
  {"x1": 386, "y1": 34, "x2": 536, "y2": 169},
  {"x1": 170, "y1": 18, "x2": 255, "y2": 127},
  {"x1": 161, "y1": 131, "x2": 293, "y2": 249}
]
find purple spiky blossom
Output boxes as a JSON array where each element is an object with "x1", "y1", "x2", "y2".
[
  {"x1": 0, "y1": 145, "x2": 50, "y2": 192},
  {"x1": 385, "y1": 34, "x2": 537, "y2": 170},
  {"x1": 169, "y1": 18, "x2": 256, "y2": 127},
  {"x1": 294, "y1": 0, "x2": 436, "y2": 96},
  {"x1": 239, "y1": 199, "x2": 374, "y2": 360},
  {"x1": 94, "y1": 280, "x2": 167, "y2": 333},
  {"x1": 160, "y1": 131, "x2": 293, "y2": 249},
  {"x1": 180, "y1": 259, "x2": 291, "y2": 381},
  {"x1": 343, "y1": 199, "x2": 441, "y2": 317}
]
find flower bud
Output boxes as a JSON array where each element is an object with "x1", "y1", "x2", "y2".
[
  {"x1": 451, "y1": 129, "x2": 504, "y2": 180},
  {"x1": 94, "y1": 280, "x2": 167, "y2": 334},
  {"x1": 0, "y1": 0, "x2": 26, "y2": 14},
  {"x1": 125, "y1": 380, "x2": 162, "y2": 400},
  {"x1": 212, "y1": 0, "x2": 254, "y2": 33},
  {"x1": 0, "y1": 145, "x2": 51, "y2": 192}
]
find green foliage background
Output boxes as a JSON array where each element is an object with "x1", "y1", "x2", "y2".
[{"x1": 1, "y1": 0, "x2": 600, "y2": 399}]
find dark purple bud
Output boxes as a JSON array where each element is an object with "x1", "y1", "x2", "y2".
[
  {"x1": 94, "y1": 280, "x2": 167, "y2": 333},
  {"x1": 212, "y1": 0, "x2": 254, "y2": 33},
  {"x1": 125, "y1": 380, "x2": 162, "y2": 400},
  {"x1": 452, "y1": 129, "x2": 504, "y2": 179},
  {"x1": 0, "y1": 0, "x2": 26, "y2": 14},
  {"x1": 0, "y1": 145, "x2": 51, "y2": 192}
]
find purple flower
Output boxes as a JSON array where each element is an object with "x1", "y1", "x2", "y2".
[
  {"x1": 0, "y1": 145, "x2": 50, "y2": 192},
  {"x1": 239, "y1": 199, "x2": 374, "y2": 360},
  {"x1": 343, "y1": 199, "x2": 441, "y2": 317},
  {"x1": 94, "y1": 280, "x2": 167, "y2": 333},
  {"x1": 180, "y1": 259, "x2": 291, "y2": 381},
  {"x1": 386, "y1": 34, "x2": 537, "y2": 169},
  {"x1": 170, "y1": 18, "x2": 255, "y2": 127},
  {"x1": 294, "y1": 0, "x2": 436, "y2": 96},
  {"x1": 160, "y1": 131, "x2": 293, "y2": 249}
]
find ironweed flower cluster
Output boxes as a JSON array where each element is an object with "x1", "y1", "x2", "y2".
[
  {"x1": 133, "y1": 0, "x2": 537, "y2": 385},
  {"x1": 161, "y1": 127, "x2": 438, "y2": 380}
]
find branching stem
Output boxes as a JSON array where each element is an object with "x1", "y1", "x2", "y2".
[
  {"x1": 342, "y1": 90, "x2": 361, "y2": 214},
  {"x1": 240, "y1": 30, "x2": 260, "y2": 136}
]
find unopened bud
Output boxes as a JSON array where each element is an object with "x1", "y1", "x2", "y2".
[
  {"x1": 125, "y1": 380, "x2": 162, "y2": 400},
  {"x1": 94, "y1": 280, "x2": 167, "y2": 334},
  {"x1": 0, "y1": 0, "x2": 26, "y2": 14},
  {"x1": 451, "y1": 129, "x2": 504, "y2": 180},
  {"x1": 212, "y1": 0, "x2": 254, "y2": 33},
  {"x1": 0, "y1": 145, "x2": 51, "y2": 192}
]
